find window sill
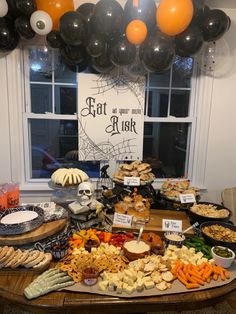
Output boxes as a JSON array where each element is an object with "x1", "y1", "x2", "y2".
[{"x1": 20, "y1": 179, "x2": 207, "y2": 193}]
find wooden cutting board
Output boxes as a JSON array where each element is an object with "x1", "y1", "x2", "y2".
[
  {"x1": 0, "y1": 219, "x2": 67, "y2": 245},
  {"x1": 112, "y1": 209, "x2": 194, "y2": 236}
]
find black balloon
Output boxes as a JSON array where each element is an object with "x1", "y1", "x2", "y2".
[
  {"x1": 15, "y1": 0, "x2": 36, "y2": 17},
  {"x1": 59, "y1": 11, "x2": 88, "y2": 46},
  {"x1": 93, "y1": 0, "x2": 124, "y2": 38},
  {"x1": 76, "y1": 3, "x2": 95, "y2": 23},
  {"x1": 192, "y1": 0, "x2": 205, "y2": 23},
  {"x1": 140, "y1": 32, "x2": 175, "y2": 73},
  {"x1": 110, "y1": 37, "x2": 136, "y2": 66},
  {"x1": 6, "y1": 0, "x2": 19, "y2": 18},
  {"x1": 91, "y1": 51, "x2": 114, "y2": 73},
  {"x1": 175, "y1": 25, "x2": 203, "y2": 57},
  {"x1": 0, "y1": 18, "x2": 19, "y2": 50},
  {"x1": 200, "y1": 9, "x2": 231, "y2": 42},
  {"x1": 86, "y1": 34, "x2": 106, "y2": 57},
  {"x1": 47, "y1": 31, "x2": 64, "y2": 49},
  {"x1": 2, "y1": 32, "x2": 19, "y2": 51},
  {"x1": 66, "y1": 60, "x2": 89, "y2": 73},
  {"x1": 60, "y1": 45, "x2": 85, "y2": 66},
  {"x1": 15, "y1": 16, "x2": 35, "y2": 39},
  {"x1": 124, "y1": 0, "x2": 156, "y2": 31}
]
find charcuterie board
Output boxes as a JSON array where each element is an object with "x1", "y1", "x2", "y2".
[
  {"x1": 64, "y1": 263, "x2": 236, "y2": 298},
  {"x1": 112, "y1": 209, "x2": 195, "y2": 237},
  {"x1": 0, "y1": 219, "x2": 67, "y2": 245}
]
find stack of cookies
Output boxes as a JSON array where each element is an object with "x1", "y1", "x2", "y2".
[
  {"x1": 113, "y1": 161, "x2": 155, "y2": 185},
  {"x1": 0, "y1": 246, "x2": 52, "y2": 270}
]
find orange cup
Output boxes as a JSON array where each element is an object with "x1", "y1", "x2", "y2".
[
  {"x1": 5, "y1": 183, "x2": 20, "y2": 208},
  {"x1": 0, "y1": 190, "x2": 7, "y2": 211}
]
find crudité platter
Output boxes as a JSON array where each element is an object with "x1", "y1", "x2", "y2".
[{"x1": 21, "y1": 228, "x2": 236, "y2": 300}]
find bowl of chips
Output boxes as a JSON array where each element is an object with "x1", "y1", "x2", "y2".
[{"x1": 201, "y1": 221, "x2": 236, "y2": 252}]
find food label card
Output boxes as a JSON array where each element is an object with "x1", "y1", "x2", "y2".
[
  {"x1": 113, "y1": 213, "x2": 133, "y2": 227},
  {"x1": 124, "y1": 176, "x2": 140, "y2": 186},
  {"x1": 179, "y1": 194, "x2": 196, "y2": 204},
  {"x1": 162, "y1": 219, "x2": 182, "y2": 232}
]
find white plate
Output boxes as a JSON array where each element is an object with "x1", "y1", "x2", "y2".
[{"x1": 1, "y1": 210, "x2": 38, "y2": 225}]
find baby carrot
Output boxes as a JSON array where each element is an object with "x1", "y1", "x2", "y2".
[
  {"x1": 213, "y1": 273, "x2": 218, "y2": 281},
  {"x1": 186, "y1": 273, "x2": 198, "y2": 284},
  {"x1": 179, "y1": 269, "x2": 187, "y2": 282},
  {"x1": 189, "y1": 270, "x2": 203, "y2": 280},
  {"x1": 191, "y1": 275, "x2": 205, "y2": 286},
  {"x1": 219, "y1": 268, "x2": 226, "y2": 281},
  {"x1": 177, "y1": 274, "x2": 189, "y2": 287},
  {"x1": 186, "y1": 283, "x2": 200, "y2": 289},
  {"x1": 223, "y1": 269, "x2": 230, "y2": 279}
]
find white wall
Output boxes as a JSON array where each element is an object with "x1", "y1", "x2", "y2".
[
  {"x1": 201, "y1": 3, "x2": 236, "y2": 204},
  {"x1": 0, "y1": 0, "x2": 236, "y2": 204}
]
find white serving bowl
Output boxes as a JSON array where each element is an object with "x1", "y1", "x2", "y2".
[
  {"x1": 211, "y1": 246, "x2": 235, "y2": 268},
  {"x1": 164, "y1": 231, "x2": 185, "y2": 247}
]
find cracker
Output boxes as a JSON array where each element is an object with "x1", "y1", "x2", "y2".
[
  {"x1": 24, "y1": 252, "x2": 45, "y2": 268},
  {"x1": 4, "y1": 249, "x2": 22, "y2": 268},
  {"x1": 0, "y1": 246, "x2": 10, "y2": 260},
  {"x1": 22, "y1": 250, "x2": 41, "y2": 266},
  {"x1": 0, "y1": 247, "x2": 15, "y2": 265},
  {"x1": 12, "y1": 250, "x2": 30, "y2": 269}
]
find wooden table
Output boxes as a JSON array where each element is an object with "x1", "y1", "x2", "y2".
[
  {"x1": 0, "y1": 268, "x2": 235, "y2": 313},
  {"x1": 113, "y1": 209, "x2": 195, "y2": 236}
]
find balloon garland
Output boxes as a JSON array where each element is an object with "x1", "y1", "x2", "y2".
[{"x1": 0, "y1": 0, "x2": 231, "y2": 74}]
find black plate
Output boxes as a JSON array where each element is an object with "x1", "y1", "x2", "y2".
[
  {"x1": 158, "y1": 194, "x2": 200, "y2": 211},
  {"x1": 0, "y1": 205, "x2": 44, "y2": 235},
  {"x1": 188, "y1": 202, "x2": 231, "y2": 224},
  {"x1": 201, "y1": 221, "x2": 236, "y2": 252}
]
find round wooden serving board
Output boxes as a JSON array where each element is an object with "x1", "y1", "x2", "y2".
[{"x1": 0, "y1": 219, "x2": 67, "y2": 245}]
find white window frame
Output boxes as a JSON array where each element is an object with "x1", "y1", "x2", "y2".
[
  {"x1": 144, "y1": 62, "x2": 198, "y2": 188},
  {"x1": 5, "y1": 46, "x2": 213, "y2": 192}
]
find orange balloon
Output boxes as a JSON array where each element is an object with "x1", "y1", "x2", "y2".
[
  {"x1": 126, "y1": 20, "x2": 148, "y2": 45},
  {"x1": 156, "y1": 0, "x2": 193, "y2": 36},
  {"x1": 36, "y1": 0, "x2": 74, "y2": 30}
]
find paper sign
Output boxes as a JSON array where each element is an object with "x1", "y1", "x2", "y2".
[
  {"x1": 179, "y1": 193, "x2": 196, "y2": 204},
  {"x1": 113, "y1": 213, "x2": 133, "y2": 227},
  {"x1": 78, "y1": 73, "x2": 146, "y2": 161},
  {"x1": 124, "y1": 176, "x2": 140, "y2": 186},
  {"x1": 162, "y1": 219, "x2": 182, "y2": 232}
]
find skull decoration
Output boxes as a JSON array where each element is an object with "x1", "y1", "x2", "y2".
[{"x1": 77, "y1": 181, "x2": 94, "y2": 206}]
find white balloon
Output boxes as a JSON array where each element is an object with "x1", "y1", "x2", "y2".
[
  {"x1": 0, "y1": 0, "x2": 8, "y2": 18},
  {"x1": 30, "y1": 10, "x2": 53, "y2": 36}
]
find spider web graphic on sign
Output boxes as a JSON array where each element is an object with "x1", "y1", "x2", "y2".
[
  {"x1": 78, "y1": 120, "x2": 137, "y2": 160},
  {"x1": 90, "y1": 74, "x2": 145, "y2": 114},
  {"x1": 78, "y1": 73, "x2": 145, "y2": 161}
]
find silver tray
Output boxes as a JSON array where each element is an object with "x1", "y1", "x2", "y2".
[{"x1": 0, "y1": 205, "x2": 44, "y2": 235}]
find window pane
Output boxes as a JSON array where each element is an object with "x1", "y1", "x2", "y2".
[
  {"x1": 149, "y1": 70, "x2": 170, "y2": 88},
  {"x1": 143, "y1": 122, "x2": 190, "y2": 178},
  {"x1": 29, "y1": 47, "x2": 52, "y2": 82},
  {"x1": 29, "y1": 119, "x2": 100, "y2": 179},
  {"x1": 170, "y1": 89, "x2": 190, "y2": 117},
  {"x1": 31, "y1": 84, "x2": 52, "y2": 113},
  {"x1": 55, "y1": 86, "x2": 77, "y2": 114},
  {"x1": 172, "y1": 56, "x2": 193, "y2": 88},
  {"x1": 147, "y1": 89, "x2": 169, "y2": 117},
  {"x1": 54, "y1": 57, "x2": 77, "y2": 84}
]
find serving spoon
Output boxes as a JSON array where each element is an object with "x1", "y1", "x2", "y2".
[
  {"x1": 137, "y1": 225, "x2": 144, "y2": 243},
  {"x1": 182, "y1": 222, "x2": 199, "y2": 234}
]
